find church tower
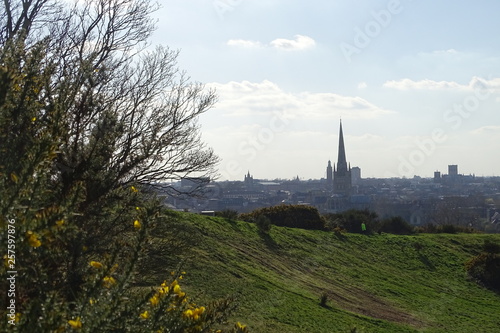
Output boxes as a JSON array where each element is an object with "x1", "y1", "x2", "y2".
[
  {"x1": 333, "y1": 120, "x2": 352, "y2": 196},
  {"x1": 244, "y1": 171, "x2": 253, "y2": 188},
  {"x1": 326, "y1": 160, "x2": 333, "y2": 188}
]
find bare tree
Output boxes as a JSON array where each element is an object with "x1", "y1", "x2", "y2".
[{"x1": 1, "y1": 0, "x2": 219, "y2": 208}]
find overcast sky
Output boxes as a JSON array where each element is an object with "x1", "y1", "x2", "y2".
[{"x1": 151, "y1": 0, "x2": 500, "y2": 181}]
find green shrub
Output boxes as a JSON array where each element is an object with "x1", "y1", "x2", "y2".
[
  {"x1": 319, "y1": 292, "x2": 329, "y2": 307},
  {"x1": 465, "y1": 253, "x2": 500, "y2": 291},
  {"x1": 215, "y1": 209, "x2": 239, "y2": 220},
  {"x1": 379, "y1": 216, "x2": 414, "y2": 235},
  {"x1": 240, "y1": 205, "x2": 326, "y2": 230},
  {"x1": 324, "y1": 209, "x2": 378, "y2": 234},
  {"x1": 483, "y1": 239, "x2": 500, "y2": 254},
  {"x1": 332, "y1": 226, "x2": 346, "y2": 237},
  {"x1": 255, "y1": 215, "x2": 272, "y2": 234},
  {"x1": 415, "y1": 223, "x2": 478, "y2": 234},
  {"x1": 439, "y1": 224, "x2": 459, "y2": 234}
]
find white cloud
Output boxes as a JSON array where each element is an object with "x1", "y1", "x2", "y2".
[
  {"x1": 226, "y1": 35, "x2": 315, "y2": 51},
  {"x1": 357, "y1": 82, "x2": 367, "y2": 89},
  {"x1": 382, "y1": 76, "x2": 498, "y2": 92},
  {"x1": 471, "y1": 125, "x2": 500, "y2": 135},
  {"x1": 383, "y1": 78, "x2": 464, "y2": 91},
  {"x1": 226, "y1": 39, "x2": 262, "y2": 48},
  {"x1": 269, "y1": 35, "x2": 315, "y2": 51},
  {"x1": 420, "y1": 49, "x2": 459, "y2": 57},
  {"x1": 208, "y1": 80, "x2": 394, "y2": 120}
]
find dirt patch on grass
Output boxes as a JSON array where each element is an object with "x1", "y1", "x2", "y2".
[
  {"x1": 327, "y1": 286, "x2": 424, "y2": 327},
  {"x1": 232, "y1": 242, "x2": 425, "y2": 327}
]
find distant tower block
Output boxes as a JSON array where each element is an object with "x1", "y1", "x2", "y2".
[
  {"x1": 448, "y1": 165, "x2": 458, "y2": 177},
  {"x1": 326, "y1": 160, "x2": 333, "y2": 188},
  {"x1": 333, "y1": 120, "x2": 352, "y2": 196},
  {"x1": 434, "y1": 171, "x2": 441, "y2": 182},
  {"x1": 351, "y1": 166, "x2": 361, "y2": 185}
]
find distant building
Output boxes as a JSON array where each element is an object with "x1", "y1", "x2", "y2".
[
  {"x1": 448, "y1": 165, "x2": 458, "y2": 177},
  {"x1": 333, "y1": 120, "x2": 352, "y2": 196},
  {"x1": 244, "y1": 171, "x2": 254, "y2": 188},
  {"x1": 326, "y1": 160, "x2": 333, "y2": 188},
  {"x1": 434, "y1": 171, "x2": 441, "y2": 183},
  {"x1": 351, "y1": 166, "x2": 361, "y2": 185}
]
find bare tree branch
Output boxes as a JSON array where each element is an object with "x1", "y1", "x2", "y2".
[{"x1": 2, "y1": 0, "x2": 219, "y2": 206}]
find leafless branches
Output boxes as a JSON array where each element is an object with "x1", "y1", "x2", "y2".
[{"x1": 1, "y1": 0, "x2": 219, "y2": 205}]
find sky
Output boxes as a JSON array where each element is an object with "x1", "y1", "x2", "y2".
[{"x1": 150, "y1": 0, "x2": 500, "y2": 181}]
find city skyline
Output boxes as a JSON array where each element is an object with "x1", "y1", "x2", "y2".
[{"x1": 152, "y1": 1, "x2": 500, "y2": 180}]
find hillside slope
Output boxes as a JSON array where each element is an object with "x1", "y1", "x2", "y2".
[{"x1": 142, "y1": 211, "x2": 500, "y2": 333}]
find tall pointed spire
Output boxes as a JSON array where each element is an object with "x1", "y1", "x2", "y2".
[
  {"x1": 337, "y1": 119, "x2": 348, "y2": 172},
  {"x1": 333, "y1": 119, "x2": 352, "y2": 196}
]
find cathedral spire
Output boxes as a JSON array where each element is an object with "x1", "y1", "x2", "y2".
[
  {"x1": 333, "y1": 119, "x2": 352, "y2": 196},
  {"x1": 337, "y1": 119, "x2": 347, "y2": 172}
]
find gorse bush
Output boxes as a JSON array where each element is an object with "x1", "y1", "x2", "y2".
[
  {"x1": 465, "y1": 253, "x2": 500, "y2": 292},
  {"x1": 324, "y1": 209, "x2": 378, "y2": 234},
  {"x1": 1, "y1": 182, "x2": 247, "y2": 332},
  {"x1": 0, "y1": 0, "x2": 247, "y2": 331},
  {"x1": 465, "y1": 240, "x2": 500, "y2": 292},
  {"x1": 255, "y1": 215, "x2": 272, "y2": 234},
  {"x1": 378, "y1": 216, "x2": 414, "y2": 235},
  {"x1": 215, "y1": 210, "x2": 239, "y2": 220},
  {"x1": 240, "y1": 205, "x2": 326, "y2": 230},
  {"x1": 482, "y1": 239, "x2": 500, "y2": 254}
]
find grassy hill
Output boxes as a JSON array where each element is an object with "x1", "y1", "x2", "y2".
[{"x1": 141, "y1": 211, "x2": 500, "y2": 333}]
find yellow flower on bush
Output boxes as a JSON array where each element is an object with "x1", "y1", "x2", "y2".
[
  {"x1": 235, "y1": 322, "x2": 247, "y2": 331},
  {"x1": 150, "y1": 294, "x2": 160, "y2": 306},
  {"x1": 183, "y1": 306, "x2": 205, "y2": 321},
  {"x1": 195, "y1": 306, "x2": 205, "y2": 317},
  {"x1": 102, "y1": 276, "x2": 116, "y2": 288},
  {"x1": 26, "y1": 231, "x2": 41, "y2": 248},
  {"x1": 182, "y1": 309, "x2": 193, "y2": 319},
  {"x1": 173, "y1": 284, "x2": 181, "y2": 294},
  {"x1": 134, "y1": 220, "x2": 141, "y2": 230},
  {"x1": 159, "y1": 281, "x2": 169, "y2": 295},
  {"x1": 110, "y1": 263, "x2": 119, "y2": 273},
  {"x1": 68, "y1": 317, "x2": 82, "y2": 330},
  {"x1": 89, "y1": 261, "x2": 103, "y2": 269},
  {"x1": 171, "y1": 282, "x2": 186, "y2": 298},
  {"x1": 131, "y1": 186, "x2": 138, "y2": 193},
  {"x1": 10, "y1": 173, "x2": 18, "y2": 183},
  {"x1": 140, "y1": 311, "x2": 149, "y2": 319},
  {"x1": 3, "y1": 255, "x2": 10, "y2": 268}
]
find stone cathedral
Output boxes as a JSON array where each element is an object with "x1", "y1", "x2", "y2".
[{"x1": 326, "y1": 120, "x2": 352, "y2": 196}]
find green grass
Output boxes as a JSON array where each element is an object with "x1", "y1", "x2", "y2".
[{"x1": 141, "y1": 211, "x2": 500, "y2": 333}]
